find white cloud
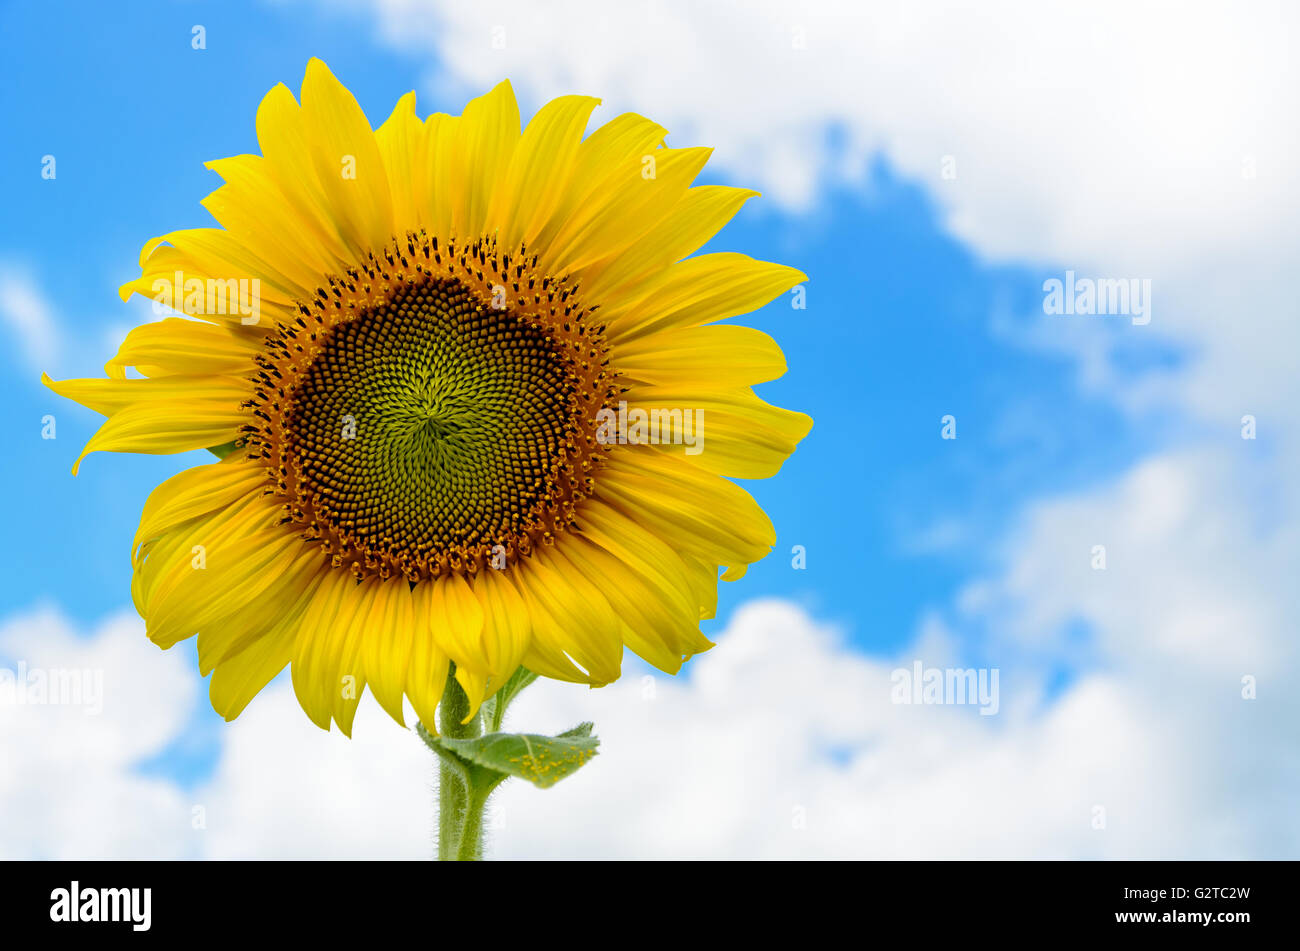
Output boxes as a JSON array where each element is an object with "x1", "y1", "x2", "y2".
[
  {"x1": 0, "y1": 268, "x2": 59, "y2": 376},
  {"x1": 4, "y1": 558, "x2": 1294, "y2": 858},
  {"x1": 961, "y1": 446, "x2": 1298, "y2": 675},
  {"x1": 0, "y1": 608, "x2": 196, "y2": 859},
  {"x1": 343, "y1": 0, "x2": 1298, "y2": 426},
  {"x1": 491, "y1": 547, "x2": 1297, "y2": 860},
  {"x1": 949, "y1": 443, "x2": 1300, "y2": 859},
  {"x1": 0, "y1": 605, "x2": 435, "y2": 860},
  {"x1": 359, "y1": 0, "x2": 1295, "y2": 264},
  {"x1": 2, "y1": 1, "x2": 1294, "y2": 860},
  {"x1": 195, "y1": 688, "x2": 434, "y2": 859},
  {"x1": 289, "y1": 6, "x2": 1297, "y2": 857}
]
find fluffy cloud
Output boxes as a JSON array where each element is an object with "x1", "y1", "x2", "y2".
[
  {"x1": 0, "y1": 268, "x2": 59, "y2": 376},
  {"x1": 493, "y1": 536, "x2": 1295, "y2": 860},
  {"x1": 194, "y1": 687, "x2": 434, "y2": 859},
  {"x1": 349, "y1": 0, "x2": 1298, "y2": 426},
  {"x1": 202, "y1": 440, "x2": 1291, "y2": 859},
  {"x1": 0, "y1": 609, "x2": 196, "y2": 858},
  {"x1": 311, "y1": 3, "x2": 1297, "y2": 857},
  {"x1": 2, "y1": 0, "x2": 1292, "y2": 860},
  {"x1": 360, "y1": 0, "x2": 1294, "y2": 261},
  {"x1": 0, "y1": 605, "x2": 436, "y2": 860},
  {"x1": 4, "y1": 545, "x2": 1293, "y2": 859}
]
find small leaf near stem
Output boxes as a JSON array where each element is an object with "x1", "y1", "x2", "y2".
[
  {"x1": 419, "y1": 666, "x2": 599, "y2": 859},
  {"x1": 206, "y1": 440, "x2": 242, "y2": 459},
  {"x1": 485, "y1": 666, "x2": 539, "y2": 733}
]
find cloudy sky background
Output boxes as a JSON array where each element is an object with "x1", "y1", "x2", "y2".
[{"x1": 1, "y1": 0, "x2": 1296, "y2": 858}]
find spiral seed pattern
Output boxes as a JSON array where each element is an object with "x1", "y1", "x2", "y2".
[{"x1": 242, "y1": 232, "x2": 618, "y2": 582}]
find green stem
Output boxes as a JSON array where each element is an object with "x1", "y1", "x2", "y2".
[
  {"x1": 456, "y1": 784, "x2": 491, "y2": 861},
  {"x1": 436, "y1": 667, "x2": 484, "y2": 861},
  {"x1": 490, "y1": 691, "x2": 507, "y2": 734}
]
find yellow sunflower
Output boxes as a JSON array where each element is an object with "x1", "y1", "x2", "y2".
[{"x1": 43, "y1": 59, "x2": 810, "y2": 735}]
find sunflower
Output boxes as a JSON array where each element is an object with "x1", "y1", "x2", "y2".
[{"x1": 44, "y1": 60, "x2": 810, "y2": 735}]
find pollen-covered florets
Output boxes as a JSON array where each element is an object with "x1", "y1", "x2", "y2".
[{"x1": 241, "y1": 231, "x2": 620, "y2": 581}]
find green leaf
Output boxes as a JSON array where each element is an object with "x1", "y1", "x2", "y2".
[
  {"x1": 555, "y1": 721, "x2": 594, "y2": 738},
  {"x1": 427, "y1": 725, "x2": 599, "y2": 790},
  {"x1": 484, "y1": 666, "x2": 539, "y2": 732},
  {"x1": 207, "y1": 440, "x2": 241, "y2": 459}
]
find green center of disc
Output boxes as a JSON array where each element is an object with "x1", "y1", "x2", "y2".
[{"x1": 286, "y1": 277, "x2": 575, "y2": 566}]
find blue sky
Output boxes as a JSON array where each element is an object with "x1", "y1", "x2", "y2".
[
  {"x1": 1, "y1": 0, "x2": 1157, "y2": 636},
  {"x1": 1, "y1": 1, "x2": 1295, "y2": 859}
]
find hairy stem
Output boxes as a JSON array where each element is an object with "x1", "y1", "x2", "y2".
[{"x1": 436, "y1": 667, "x2": 484, "y2": 861}]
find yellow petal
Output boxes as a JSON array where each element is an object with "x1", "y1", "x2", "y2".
[
  {"x1": 149, "y1": 522, "x2": 306, "y2": 651},
  {"x1": 582, "y1": 185, "x2": 758, "y2": 303},
  {"x1": 134, "y1": 485, "x2": 270, "y2": 623},
  {"x1": 291, "y1": 568, "x2": 364, "y2": 731},
  {"x1": 105, "y1": 317, "x2": 260, "y2": 379},
  {"x1": 422, "y1": 112, "x2": 458, "y2": 239},
  {"x1": 514, "y1": 549, "x2": 622, "y2": 684},
  {"x1": 74, "y1": 403, "x2": 241, "y2": 474},
  {"x1": 521, "y1": 634, "x2": 598, "y2": 685},
  {"x1": 596, "y1": 448, "x2": 776, "y2": 567},
  {"x1": 613, "y1": 324, "x2": 787, "y2": 387},
  {"x1": 197, "y1": 544, "x2": 325, "y2": 675},
  {"x1": 423, "y1": 573, "x2": 488, "y2": 716},
  {"x1": 203, "y1": 154, "x2": 345, "y2": 293},
  {"x1": 41, "y1": 374, "x2": 251, "y2": 474},
  {"x1": 558, "y1": 535, "x2": 706, "y2": 673},
  {"x1": 407, "y1": 588, "x2": 451, "y2": 731},
  {"x1": 375, "y1": 91, "x2": 423, "y2": 234},
  {"x1": 133, "y1": 459, "x2": 268, "y2": 567},
  {"x1": 604, "y1": 252, "x2": 805, "y2": 344},
  {"x1": 209, "y1": 608, "x2": 300, "y2": 721},
  {"x1": 42, "y1": 372, "x2": 248, "y2": 418},
  {"x1": 619, "y1": 387, "x2": 813, "y2": 479},
  {"x1": 330, "y1": 577, "x2": 378, "y2": 736},
  {"x1": 253, "y1": 82, "x2": 354, "y2": 266},
  {"x1": 470, "y1": 567, "x2": 532, "y2": 695},
  {"x1": 529, "y1": 111, "x2": 667, "y2": 253},
  {"x1": 449, "y1": 80, "x2": 521, "y2": 238},
  {"x1": 576, "y1": 499, "x2": 700, "y2": 624},
  {"x1": 360, "y1": 578, "x2": 416, "y2": 727},
  {"x1": 299, "y1": 58, "x2": 394, "y2": 257},
  {"x1": 542, "y1": 146, "x2": 712, "y2": 276},
  {"x1": 128, "y1": 227, "x2": 306, "y2": 316},
  {"x1": 488, "y1": 95, "x2": 600, "y2": 250}
]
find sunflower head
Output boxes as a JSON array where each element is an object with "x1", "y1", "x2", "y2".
[
  {"x1": 45, "y1": 59, "x2": 811, "y2": 735},
  {"x1": 246, "y1": 235, "x2": 618, "y2": 583}
]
